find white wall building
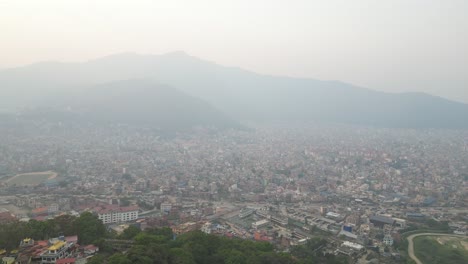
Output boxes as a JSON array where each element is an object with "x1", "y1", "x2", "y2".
[
  {"x1": 160, "y1": 202, "x2": 172, "y2": 214},
  {"x1": 201, "y1": 222, "x2": 212, "y2": 234},
  {"x1": 252, "y1": 219, "x2": 269, "y2": 229},
  {"x1": 96, "y1": 206, "x2": 139, "y2": 224}
]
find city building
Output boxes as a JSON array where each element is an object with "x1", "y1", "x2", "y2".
[
  {"x1": 201, "y1": 222, "x2": 212, "y2": 234},
  {"x1": 40, "y1": 238, "x2": 74, "y2": 264},
  {"x1": 95, "y1": 205, "x2": 139, "y2": 224},
  {"x1": 160, "y1": 202, "x2": 172, "y2": 214},
  {"x1": 369, "y1": 215, "x2": 395, "y2": 228},
  {"x1": 252, "y1": 219, "x2": 269, "y2": 230}
]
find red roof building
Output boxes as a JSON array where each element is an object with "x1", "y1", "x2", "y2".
[
  {"x1": 0, "y1": 211, "x2": 16, "y2": 223},
  {"x1": 56, "y1": 258, "x2": 76, "y2": 264},
  {"x1": 32, "y1": 207, "x2": 48, "y2": 217}
]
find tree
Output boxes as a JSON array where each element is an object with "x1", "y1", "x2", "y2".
[
  {"x1": 74, "y1": 212, "x2": 106, "y2": 244},
  {"x1": 108, "y1": 253, "x2": 132, "y2": 264},
  {"x1": 119, "y1": 198, "x2": 131, "y2": 207},
  {"x1": 169, "y1": 248, "x2": 196, "y2": 264},
  {"x1": 27, "y1": 220, "x2": 49, "y2": 240},
  {"x1": 86, "y1": 255, "x2": 106, "y2": 264},
  {"x1": 54, "y1": 215, "x2": 77, "y2": 236},
  {"x1": 225, "y1": 249, "x2": 247, "y2": 264},
  {"x1": 0, "y1": 221, "x2": 29, "y2": 250},
  {"x1": 127, "y1": 244, "x2": 170, "y2": 264},
  {"x1": 134, "y1": 233, "x2": 167, "y2": 245},
  {"x1": 119, "y1": 225, "x2": 141, "y2": 240},
  {"x1": 145, "y1": 227, "x2": 174, "y2": 241}
]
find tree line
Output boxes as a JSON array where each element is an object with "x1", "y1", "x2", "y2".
[
  {"x1": 0, "y1": 212, "x2": 106, "y2": 250},
  {"x1": 89, "y1": 228, "x2": 348, "y2": 264}
]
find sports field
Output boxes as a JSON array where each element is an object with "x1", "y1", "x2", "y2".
[
  {"x1": 4, "y1": 171, "x2": 57, "y2": 186},
  {"x1": 414, "y1": 235, "x2": 468, "y2": 264}
]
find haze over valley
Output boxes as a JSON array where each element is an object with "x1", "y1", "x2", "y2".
[{"x1": 1, "y1": 1, "x2": 467, "y2": 264}]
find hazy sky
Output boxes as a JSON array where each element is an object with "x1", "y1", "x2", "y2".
[{"x1": 1, "y1": 0, "x2": 467, "y2": 103}]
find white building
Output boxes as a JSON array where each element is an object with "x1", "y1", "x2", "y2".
[
  {"x1": 383, "y1": 234, "x2": 394, "y2": 246},
  {"x1": 201, "y1": 222, "x2": 212, "y2": 234},
  {"x1": 160, "y1": 202, "x2": 172, "y2": 214},
  {"x1": 326, "y1": 212, "x2": 341, "y2": 219},
  {"x1": 96, "y1": 205, "x2": 139, "y2": 224},
  {"x1": 342, "y1": 241, "x2": 364, "y2": 251},
  {"x1": 48, "y1": 204, "x2": 59, "y2": 214},
  {"x1": 239, "y1": 208, "x2": 255, "y2": 218},
  {"x1": 252, "y1": 219, "x2": 269, "y2": 229},
  {"x1": 270, "y1": 215, "x2": 288, "y2": 226}
]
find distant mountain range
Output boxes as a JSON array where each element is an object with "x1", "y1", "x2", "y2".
[
  {"x1": 1, "y1": 51, "x2": 467, "y2": 128},
  {"x1": 70, "y1": 80, "x2": 237, "y2": 129}
]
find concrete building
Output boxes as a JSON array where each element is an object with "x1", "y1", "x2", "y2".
[
  {"x1": 95, "y1": 205, "x2": 139, "y2": 224},
  {"x1": 383, "y1": 234, "x2": 393, "y2": 246},
  {"x1": 238, "y1": 208, "x2": 255, "y2": 219},
  {"x1": 41, "y1": 238, "x2": 74, "y2": 264},
  {"x1": 270, "y1": 215, "x2": 288, "y2": 226},
  {"x1": 201, "y1": 222, "x2": 212, "y2": 234},
  {"x1": 160, "y1": 202, "x2": 172, "y2": 214},
  {"x1": 369, "y1": 215, "x2": 395, "y2": 228},
  {"x1": 252, "y1": 219, "x2": 269, "y2": 230}
]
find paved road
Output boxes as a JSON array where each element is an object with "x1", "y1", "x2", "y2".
[{"x1": 406, "y1": 233, "x2": 466, "y2": 264}]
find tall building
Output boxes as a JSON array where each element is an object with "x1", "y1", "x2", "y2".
[
  {"x1": 320, "y1": 206, "x2": 328, "y2": 216},
  {"x1": 383, "y1": 224, "x2": 394, "y2": 246}
]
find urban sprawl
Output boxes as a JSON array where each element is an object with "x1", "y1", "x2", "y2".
[{"x1": 0, "y1": 121, "x2": 467, "y2": 263}]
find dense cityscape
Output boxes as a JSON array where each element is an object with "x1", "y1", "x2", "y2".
[
  {"x1": 0, "y1": 118, "x2": 467, "y2": 263},
  {"x1": 2, "y1": 1, "x2": 468, "y2": 263}
]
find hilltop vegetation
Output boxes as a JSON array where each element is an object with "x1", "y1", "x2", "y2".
[
  {"x1": 88, "y1": 230, "x2": 348, "y2": 264},
  {"x1": 0, "y1": 213, "x2": 106, "y2": 249},
  {"x1": 0, "y1": 213, "x2": 348, "y2": 264}
]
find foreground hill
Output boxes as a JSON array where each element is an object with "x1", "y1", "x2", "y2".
[
  {"x1": 1, "y1": 52, "x2": 468, "y2": 128},
  {"x1": 0, "y1": 214, "x2": 348, "y2": 264}
]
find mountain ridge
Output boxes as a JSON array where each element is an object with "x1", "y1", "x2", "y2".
[
  {"x1": 17, "y1": 79, "x2": 238, "y2": 130},
  {"x1": 1, "y1": 51, "x2": 467, "y2": 128}
]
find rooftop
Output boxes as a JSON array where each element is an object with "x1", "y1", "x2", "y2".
[
  {"x1": 369, "y1": 215, "x2": 395, "y2": 225},
  {"x1": 48, "y1": 241, "x2": 66, "y2": 251},
  {"x1": 56, "y1": 258, "x2": 76, "y2": 264}
]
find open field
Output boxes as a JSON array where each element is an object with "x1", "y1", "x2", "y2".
[
  {"x1": 4, "y1": 171, "x2": 57, "y2": 186},
  {"x1": 412, "y1": 235, "x2": 468, "y2": 264}
]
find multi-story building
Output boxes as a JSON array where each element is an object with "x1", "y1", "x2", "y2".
[
  {"x1": 383, "y1": 234, "x2": 394, "y2": 246},
  {"x1": 48, "y1": 204, "x2": 59, "y2": 214},
  {"x1": 238, "y1": 208, "x2": 255, "y2": 219},
  {"x1": 383, "y1": 224, "x2": 394, "y2": 246},
  {"x1": 160, "y1": 202, "x2": 172, "y2": 214},
  {"x1": 252, "y1": 219, "x2": 269, "y2": 230},
  {"x1": 270, "y1": 215, "x2": 288, "y2": 226},
  {"x1": 201, "y1": 222, "x2": 212, "y2": 234},
  {"x1": 40, "y1": 238, "x2": 74, "y2": 264},
  {"x1": 95, "y1": 205, "x2": 139, "y2": 224}
]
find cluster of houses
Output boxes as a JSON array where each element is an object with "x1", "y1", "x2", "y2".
[{"x1": 1, "y1": 236, "x2": 98, "y2": 264}]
